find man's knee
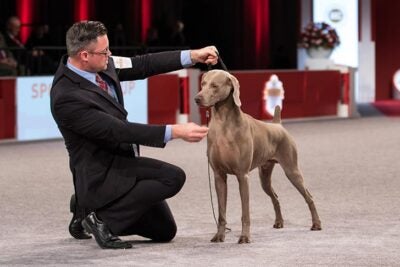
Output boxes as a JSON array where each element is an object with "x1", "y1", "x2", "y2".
[
  {"x1": 165, "y1": 164, "x2": 186, "y2": 190},
  {"x1": 162, "y1": 164, "x2": 186, "y2": 198},
  {"x1": 153, "y1": 221, "x2": 177, "y2": 242},
  {"x1": 174, "y1": 167, "x2": 186, "y2": 191}
]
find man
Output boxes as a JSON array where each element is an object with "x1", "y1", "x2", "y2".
[
  {"x1": 3, "y1": 16, "x2": 26, "y2": 74},
  {"x1": 50, "y1": 21, "x2": 218, "y2": 249},
  {"x1": 0, "y1": 32, "x2": 17, "y2": 76},
  {"x1": 4, "y1": 16, "x2": 24, "y2": 49},
  {"x1": 4, "y1": 16, "x2": 26, "y2": 64}
]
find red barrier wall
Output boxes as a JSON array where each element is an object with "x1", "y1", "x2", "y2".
[
  {"x1": 148, "y1": 74, "x2": 180, "y2": 124},
  {"x1": 0, "y1": 71, "x2": 340, "y2": 140},
  {"x1": 374, "y1": 0, "x2": 400, "y2": 100},
  {"x1": 200, "y1": 70, "x2": 341, "y2": 124},
  {"x1": 0, "y1": 78, "x2": 16, "y2": 139}
]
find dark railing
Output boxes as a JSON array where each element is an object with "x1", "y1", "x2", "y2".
[{"x1": 0, "y1": 46, "x2": 189, "y2": 76}]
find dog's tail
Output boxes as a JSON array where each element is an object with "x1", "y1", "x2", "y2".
[{"x1": 272, "y1": 105, "x2": 281, "y2": 124}]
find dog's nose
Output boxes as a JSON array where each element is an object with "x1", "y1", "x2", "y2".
[{"x1": 194, "y1": 96, "x2": 201, "y2": 105}]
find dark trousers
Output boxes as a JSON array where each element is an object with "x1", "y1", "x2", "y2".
[{"x1": 96, "y1": 157, "x2": 186, "y2": 241}]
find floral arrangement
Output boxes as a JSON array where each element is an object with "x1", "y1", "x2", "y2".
[{"x1": 299, "y1": 22, "x2": 340, "y2": 49}]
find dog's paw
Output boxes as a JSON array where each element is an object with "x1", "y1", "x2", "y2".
[
  {"x1": 238, "y1": 235, "x2": 250, "y2": 244},
  {"x1": 311, "y1": 223, "x2": 322, "y2": 231},
  {"x1": 273, "y1": 221, "x2": 284, "y2": 229},
  {"x1": 211, "y1": 233, "x2": 225, "y2": 242}
]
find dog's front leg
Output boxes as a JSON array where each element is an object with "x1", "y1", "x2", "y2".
[
  {"x1": 237, "y1": 174, "x2": 251, "y2": 243},
  {"x1": 211, "y1": 172, "x2": 227, "y2": 242}
]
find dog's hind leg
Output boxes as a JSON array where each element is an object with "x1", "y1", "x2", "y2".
[
  {"x1": 211, "y1": 172, "x2": 228, "y2": 242},
  {"x1": 259, "y1": 161, "x2": 284, "y2": 228},
  {"x1": 279, "y1": 156, "x2": 322, "y2": 231}
]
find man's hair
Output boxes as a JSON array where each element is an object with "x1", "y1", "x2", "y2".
[{"x1": 66, "y1": 21, "x2": 108, "y2": 56}]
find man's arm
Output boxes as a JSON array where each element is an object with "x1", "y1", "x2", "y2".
[
  {"x1": 116, "y1": 46, "x2": 219, "y2": 81},
  {"x1": 117, "y1": 50, "x2": 182, "y2": 81},
  {"x1": 53, "y1": 92, "x2": 166, "y2": 147}
]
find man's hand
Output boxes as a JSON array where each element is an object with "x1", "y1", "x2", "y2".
[
  {"x1": 190, "y1": 46, "x2": 219, "y2": 65},
  {"x1": 171, "y1": 122, "x2": 209, "y2": 142},
  {"x1": 0, "y1": 57, "x2": 17, "y2": 68}
]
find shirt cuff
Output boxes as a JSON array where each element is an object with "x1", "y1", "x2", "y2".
[
  {"x1": 181, "y1": 50, "x2": 193, "y2": 67},
  {"x1": 164, "y1": 125, "x2": 172, "y2": 143}
]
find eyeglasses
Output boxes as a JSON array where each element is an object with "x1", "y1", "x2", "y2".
[{"x1": 87, "y1": 47, "x2": 111, "y2": 56}]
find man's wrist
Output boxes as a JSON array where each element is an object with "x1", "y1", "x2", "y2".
[
  {"x1": 164, "y1": 125, "x2": 172, "y2": 142},
  {"x1": 181, "y1": 50, "x2": 193, "y2": 67}
]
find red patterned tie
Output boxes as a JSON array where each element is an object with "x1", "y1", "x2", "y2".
[{"x1": 95, "y1": 74, "x2": 108, "y2": 92}]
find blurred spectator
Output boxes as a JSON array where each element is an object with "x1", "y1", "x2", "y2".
[
  {"x1": 25, "y1": 24, "x2": 51, "y2": 48},
  {"x1": 145, "y1": 27, "x2": 160, "y2": 46},
  {"x1": 0, "y1": 32, "x2": 17, "y2": 76},
  {"x1": 25, "y1": 24, "x2": 56, "y2": 74},
  {"x1": 4, "y1": 16, "x2": 24, "y2": 48},
  {"x1": 3, "y1": 16, "x2": 26, "y2": 74},
  {"x1": 169, "y1": 20, "x2": 186, "y2": 46},
  {"x1": 111, "y1": 23, "x2": 127, "y2": 47}
]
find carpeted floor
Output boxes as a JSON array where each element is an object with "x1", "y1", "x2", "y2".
[{"x1": 1, "y1": 116, "x2": 400, "y2": 266}]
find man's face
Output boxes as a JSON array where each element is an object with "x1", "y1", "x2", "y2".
[
  {"x1": 8, "y1": 18, "x2": 21, "y2": 36},
  {"x1": 84, "y1": 35, "x2": 111, "y2": 72}
]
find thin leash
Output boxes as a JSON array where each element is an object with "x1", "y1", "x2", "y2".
[
  {"x1": 207, "y1": 51, "x2": 227, "y2": 71},
  {"x1": 205, "y1": 110, "x2": 218, "y2": 227},
  {"x1": 206, "y1": 52, "x2": 231, "y2": 232}
]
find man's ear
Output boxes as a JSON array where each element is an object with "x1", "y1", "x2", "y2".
[
  {"x1": 228, "y1": 73, "x2": 241, "y2": 107},
  {"x1": 79, "y1": 51, "x2": 89, "y2": 63}
]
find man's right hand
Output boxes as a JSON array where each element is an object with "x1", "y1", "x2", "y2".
[{"x1": 171, "y1": 122, "x2": 209, "y2": 142}]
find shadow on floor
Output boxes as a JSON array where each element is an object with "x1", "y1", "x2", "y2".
[{"x1": 357, "y1": 103, "x2": 384, "y2": 117}]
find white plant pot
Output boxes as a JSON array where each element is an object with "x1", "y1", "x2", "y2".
[{"x1": 306, "y1": 47, "x2": 333, "y2": 59}]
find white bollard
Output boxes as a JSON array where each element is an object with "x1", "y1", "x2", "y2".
[
  {"x1": 337, "y1": 101, "x2": 349, "y2": 118},
  {"x1": 177, "y1": 113, "x2": 189, "y2": 124}
]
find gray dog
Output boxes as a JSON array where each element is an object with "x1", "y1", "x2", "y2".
[{"x1": 195, "y1": 70, "x2": 321, "y2": 244}]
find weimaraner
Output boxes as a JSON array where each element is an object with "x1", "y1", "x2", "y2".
[{"x1": 195, "y1": 69, "x2": 321, "y2": 244}]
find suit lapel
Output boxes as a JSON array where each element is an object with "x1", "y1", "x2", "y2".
[
  {"x1": 79, "y1": 77, "x2": 128, "y2": 116},
  {"x1": 101, "y1": 68, "x2": 125, "y2": 107},
  {"x1": 60, "y1": 60, "x2": 128, "y2": 116},
  {"x1": 103, "y1": 59, "x2": 125, "y2": 107}
]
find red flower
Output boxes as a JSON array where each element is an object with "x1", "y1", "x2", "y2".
[{"x1": 299, "y1": 22, "x2": 340, "y2": 49}]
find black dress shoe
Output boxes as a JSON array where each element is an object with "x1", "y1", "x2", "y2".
[
  {"x1": 82, "y1": 212, "x2": 133, "y2": 249},
  {"x1": 69, "y1": 194, "x2": 92, "y2": 239}
]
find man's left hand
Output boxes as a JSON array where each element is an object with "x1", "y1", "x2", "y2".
[{"x1": 190, "y1": 46, "x2": 219, "y2": 65}]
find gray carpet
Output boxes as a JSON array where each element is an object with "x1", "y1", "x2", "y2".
[{"x1": 1, "y1": 116, "x2": 400, "y2": 266}]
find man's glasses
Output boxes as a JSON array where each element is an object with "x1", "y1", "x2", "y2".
[{"x1": 87, "y1": 47, "x2": 111, "y2": 56}]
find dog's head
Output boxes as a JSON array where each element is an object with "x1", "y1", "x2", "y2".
[{"x1": 195, "y1": 69, "x2": 241, "y2": 108}]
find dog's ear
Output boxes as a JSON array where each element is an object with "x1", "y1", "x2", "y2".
[{"x1": 228, "y1": 73, "x2": 241, "y2": 107}]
